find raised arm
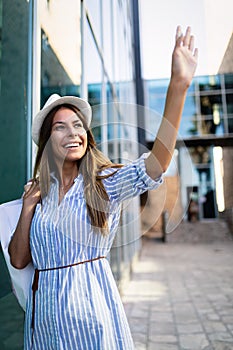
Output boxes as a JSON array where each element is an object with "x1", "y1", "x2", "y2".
[
  {"x1": 8, "y1": 181, "x2": 41, "y2": 269},
  {"x1": 145, "y1": 26, "x2": 198, "y2": 179}
]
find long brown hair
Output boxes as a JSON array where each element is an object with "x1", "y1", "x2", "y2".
[{"x1": 32, "y1": 104, "x2": 122, "y2": 234}]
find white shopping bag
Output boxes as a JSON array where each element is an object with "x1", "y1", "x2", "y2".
[{"x1": 0, "y1": 199, "x2": 34, "y2": 311}]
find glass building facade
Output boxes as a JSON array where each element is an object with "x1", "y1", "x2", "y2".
[
  {"x1": 145, "y1": 74, "x2": 233, "y2": 140},
  {"x1": 0, "y1": 1, "x2": 141, "y2": 347},
  {"x1": 144, "y1": 74, "x2": 233, "y2": 221}
]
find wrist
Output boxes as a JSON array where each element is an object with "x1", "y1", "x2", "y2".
[
  {"x1": 22, "y1": 200, "x2": 37, "y2": 217},
  {"x1": 169, "y1": 75, "x2": 190, "y2": 93}
]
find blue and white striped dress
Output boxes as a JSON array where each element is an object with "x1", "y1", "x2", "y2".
[{"x1": 24, "y1": 154, "x2": 163, "y2": 350}]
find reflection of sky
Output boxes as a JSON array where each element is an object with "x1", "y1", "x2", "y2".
[{"x1": 146, "y1": 80, "x2": 199, "y2": 140}]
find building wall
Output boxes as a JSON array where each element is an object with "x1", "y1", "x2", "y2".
[
  {"x1": 218, "y1": 32, "x2": 233, "y2": 232},
  {"x1": 219, "y1": 33, "x2": 233, "y2": 74},
  {"x1": 141, "y1": 175, "x2": 184, "y2": 235}
]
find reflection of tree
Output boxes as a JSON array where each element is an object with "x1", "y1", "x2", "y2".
[
  {"x1": 200, "y1": 95, "x2": 222, "y2": 135},
  {"x1": 188, "y1": 117, "x2": 198, "y2": 135},
  {"x1": 187, "y1": 95, "x2": 198, "y2": 135},
  {"x1": 190, "y1": 146, "x2": 210, "y2": 164}
]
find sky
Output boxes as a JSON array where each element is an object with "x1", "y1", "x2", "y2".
[{"x1": 139, "y1": 0, "x2": 233, "y2": 79}]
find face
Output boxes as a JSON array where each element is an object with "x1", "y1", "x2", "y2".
[{"x1": 50, "y1": 107, "x2": 88, "y2": 164}]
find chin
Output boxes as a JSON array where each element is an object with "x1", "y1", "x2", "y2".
[{"x1": 66, "y1": 153, "x2": 86, "y2": 162}]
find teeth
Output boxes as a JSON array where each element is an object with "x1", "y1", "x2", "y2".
[{"x1": 64, "y1": 143, "x2": 81, "y2": 148}]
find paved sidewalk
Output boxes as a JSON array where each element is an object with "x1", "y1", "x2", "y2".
[{"x1": 122, "y1": 222, "x2": 233, "y2": 350}]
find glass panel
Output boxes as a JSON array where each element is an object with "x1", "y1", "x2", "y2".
[
  {"x1": 198, "y1": 75, "x2": 221, "y2": 91},
  {"x1": 187, "y1": 80, "x2": 195, "y2": 93},
  {"x1": 85, "y1": 16, "x2": 102, "y2": 87},
  {"x1": 0, "y1": 0, "x2": 2, "y2": 65},
  {"x1": 179, "y1": 117, "x2": 200, "y2": 138},
  {"x1": 148, "y1": 96, "x2": 164, "y2": 115},
  {"x1": 200, "y1": 115, "x2": 224, "y2": 136},
  {"x1": 199, "y1": 94, "x2": 223, "y2": 135},
  {"x1": 183, "y1": 95, "x2": 197, "y2": 117},
  {"x1": 228, "y1": 117, "x2": 233, "y2": 133},
  {"x1": 0, "y1": 0, "x2": 30, "y2": 203},
  {"x1": 85, "y1": 0, "x2": 101, "y2": 46},
  {"x1": 147, "y1": 79, "x2": 169, "y2": 95},
  {"x1": 88, "y1": 83, "x2": 101, "y2": 142},
  {"x1": 40, "y1": 1, "x2": 81, "y2": 105},
  {"x1": 85, "y1": 15, "x2": 102, "y2": 146},
  {"x1": 224, "y1": 73, "x2": 233, "y2": 90},
  {"x1": 226, "y1": 93, "x2": 233, "y2": 114},
  {"x1": 102, "y1": 0, "x2": 114, "y2": 81}
]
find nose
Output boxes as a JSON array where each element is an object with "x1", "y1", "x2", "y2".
[{"x1": 68, "y1": 125, "x2": 78, "y2": 137}]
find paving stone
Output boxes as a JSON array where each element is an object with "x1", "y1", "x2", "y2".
[
  {"x1": 149, "y1": 334, "x2": 178, "y2": 344},
  {"x1": 203, "y1": 321, "x2": 228, "y2": 333},
  {"x1": 177, "y1": 323, "x2": 204, "y2": 334},
  {"x1": 149, "y1": 322, "x2": 176, "y2": 335},
  {"x1": 222, "y1": 316, "x2": 233, "y2": 324},
  {"x1": 174, "y1": 312, "x2": 199, "y2": 324},
  {"x1": 135, "y1": 342, "x2": 147, "y2": 350},
  {"x1": 204, "y1": 340, "x2": 233, "y2": 349},
  {"x1": 206, "y1": 313, "x2": 221, "y2": 321},
  {"x1": 179, "y1": 333, "x2": 209, "y2": 349},
  {"x1": 129, "y1": 317, "x2": 149, "y2": 334},
  {"x1": 132, "y1": 333, "x2": 148, "y2": 343},
  {"x1": 148, "y1": 343, "x2": 179, "y2": 350},
  {"x1": 130, "y1": 306, "x2": 150, "y2": 319},
  {"x1": 208, "y1": 333, "x2": 233, "y2": 342},
  {"x1": 150, "y1": 312, "x2": 174, "y2": 323}
]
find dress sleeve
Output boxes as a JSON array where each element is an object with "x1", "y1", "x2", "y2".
[{"x1": 103, "y1": 153, "x2": 163, "y2": 203}]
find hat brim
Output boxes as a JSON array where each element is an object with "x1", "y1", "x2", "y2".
[{"x1": 32, "y1": 96, "x2": 92, "y2": 145}]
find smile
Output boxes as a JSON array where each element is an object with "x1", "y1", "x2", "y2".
[{"x1": 64, "y1": 143, "x2": 82, "y2": 149}]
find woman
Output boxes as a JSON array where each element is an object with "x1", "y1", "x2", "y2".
[{"x1": 8, "y1": 26, "x2": 198, "y2": 349}]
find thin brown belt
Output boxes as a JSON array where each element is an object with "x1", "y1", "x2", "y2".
[{"x1": 31, "y1": 256, "x2": 106, "y2": 330}]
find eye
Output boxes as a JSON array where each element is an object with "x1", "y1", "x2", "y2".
[
  {"x1": 74, "y1": 123, "x2": 83, "y2": 128},
  {"x1": 54, "y1": 124, "x2": 65, "y2": 131}
]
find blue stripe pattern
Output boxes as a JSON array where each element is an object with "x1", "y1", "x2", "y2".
[{"x1": 24, "y1": 153, "x2": 163, "y2": 349}]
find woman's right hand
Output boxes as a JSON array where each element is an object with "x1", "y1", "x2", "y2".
[
  {"x1": 8, "y1": 179, "x2": 40, "y2": 269},
  {"x1": 23, "y1": 179, "x2": 41, "y2": 209}
]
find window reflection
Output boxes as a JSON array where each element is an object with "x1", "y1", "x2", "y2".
[
  {"x1": 198, "y1": 75, "x2": 221, "y2": 91},
  {"x1": 0, "y1": 0, "x2": 30, "y2": 202},
  {"x1": 179, "y1": 117, "x2": 199, "y2": 137},
  {"x1": 200, "y1": 95, "x2": 223, "y2": 135},
  {"x1": 0, "y1": 0, "x2": 2, "y2": 66},
  {"x1": 225, "y1": 74, "x2": 233, "y2": 89},
  {"x1": 145, "y1": 73, "x2": 233, "y2": 139},
  {"x1": 40, "y1": 1, "x2": 81, "y2": 105},
  {"x1": 226, "y1": 93, "x2": 233, "y2": 114}
]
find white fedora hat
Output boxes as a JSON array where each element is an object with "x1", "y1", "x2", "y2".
[{"x1": 32, "y1": 94, "x2": 92, "y2": 145}]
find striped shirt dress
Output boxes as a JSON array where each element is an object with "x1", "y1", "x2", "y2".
[{"x1": 24, "y1": 154, "x2": 163, "y2": 350}]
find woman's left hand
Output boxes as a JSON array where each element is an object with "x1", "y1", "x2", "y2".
[{"x1": 171, "y1": 26, "x2": 198, "y2": 89}]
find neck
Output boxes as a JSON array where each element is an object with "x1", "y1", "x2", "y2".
[{"x1": 58, "y1": 162, "x2": 79, "y2": 189}]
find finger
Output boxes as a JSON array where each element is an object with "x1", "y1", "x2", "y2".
[
  {"x1": 175, "y1": 25, "x2": 182, "y2": 40},
  {"x1": 189, "y1": 35, "x2": 195, "y2": 51},
  {"x1": 24, "y1": 180, "x2": 39, "y2": 194},
  {"x1": 183, "y1": 26, "x2": 191, "y2": 47},
  {"x1": 193, "y1": 48, "x2": 198, "y2": 59},
  {"x1": 24, "y1": 181, "x2": 33, "y2": 193}
]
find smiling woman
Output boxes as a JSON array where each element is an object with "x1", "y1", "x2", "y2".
[
  {"x1": 7, "y1": 24, "x2": 198, "y2": 350},
  {"x1": 8, "y1": 93, "x2": 162, "y2": 350}
]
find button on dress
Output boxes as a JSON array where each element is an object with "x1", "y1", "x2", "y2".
[{"x1": 24, "y1": 154, "x2": 163, "y2": 350}]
